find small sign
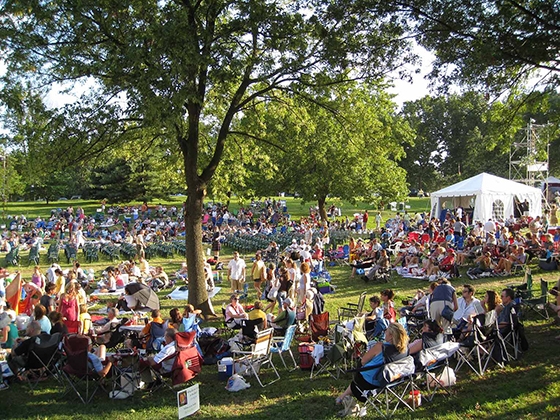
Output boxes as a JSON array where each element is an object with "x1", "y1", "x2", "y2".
[{"x1": 177, "y1": 384, "x2": 200, "y2": 419}]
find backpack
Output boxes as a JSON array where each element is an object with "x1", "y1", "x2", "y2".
[{"x1": 517, "y1": 322, "x2": 529, "y2": 352}]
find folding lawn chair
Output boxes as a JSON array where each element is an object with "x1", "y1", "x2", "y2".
[
  {"x1": 338, "y1": 292, "x2": 367, "y2": 322},
  {"x1": 232, "y1": 328, "x2": 280, "y2": 387},
  {"x1": 20, "y1": 332, "x2": 64, "y2": 391},
  {"x1": 416, "y1": 341, "x2": 460, "y2": 402},
  {"x1": 358, "y1": 356, "x2": 418, "y2": 418},
  {"x1": 520, "y1": 278, "x2": 550, "y2": 321},
  {"x1": 270, "y1": 324, "x2": 298, "y2": 371},
  {"x1": 147, "y1": 331, "x2": 202, "y2": 393},
  {"x1": 455, "y1": 315, "x2": 501, "y2": 377},
  {"x1": 61, "y1": 335, "x2": 106, "y2": 404}
]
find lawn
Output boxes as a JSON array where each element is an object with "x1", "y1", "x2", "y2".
[{"x1": 1, "y1": 198, "x2": 559, "y2": 419}]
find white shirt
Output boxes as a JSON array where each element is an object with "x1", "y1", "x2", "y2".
[
  {"x1": 154, "y1": 341, "x2": 177, "y2": 372},
  {"x1": 484, "y1": 221, "x2": 496, "y2": 234},
  {"x1": 46, "y1": 265, "x2": 61, "y2": 283},
  {"x1": 228, "y1": 258, "x2": 246, "y2": 280},
  {"x1": 453, "y1": 297, "x2": 483, "y2": 322}
]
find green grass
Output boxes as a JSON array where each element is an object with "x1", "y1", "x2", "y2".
[{"x1": 1, "y1": 197, "x2": 559, "y2": 419}]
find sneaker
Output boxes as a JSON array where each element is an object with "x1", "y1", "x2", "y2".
[{"x1": 358, "y1": 406, "x2": 368, "y2": 417}]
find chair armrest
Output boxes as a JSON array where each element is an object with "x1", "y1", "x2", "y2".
[{"x1": 232, "y1": 350, "x2": 253, "y2": 356}]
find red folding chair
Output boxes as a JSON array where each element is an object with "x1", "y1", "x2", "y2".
[
  {"x1": 148, "y1": 331, "x2": 203, "y2": 392},
  {"x1": 61, "y1": 335, "x2": 105, "y2": 404},
  {"x1": 64, "y1": 320, "x2": 82, "y2": 334},
  {"x1": 310, "y1": 312, "x2": 330, "y2": 342}
]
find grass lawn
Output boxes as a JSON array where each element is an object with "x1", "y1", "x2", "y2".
[{"x1": 1, "y1": 198, "x2": 559, "y2": 419}]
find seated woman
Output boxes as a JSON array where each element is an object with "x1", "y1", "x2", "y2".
[
  {"x1": 467, "y1": 252, "x2": 494, "y2": 277},
  {"x1": 496, "y1": 245, "x2": 526, "y2": 275},
  {"x1": 335, "y1": 323, "x2": 409, "y2": 416},
  {"x1": 408, "y1": 319, "x2": 444, "y2": 355},
  {"x1": 480, "y1": 290, "x2": 501, "y2": 327},
  {"x1": 364, "y1": 249, "x2": 390, "y2": 281},
  {"x1": 48, "y1": 311, "x2": 69, "y2": 335},
  {"x1": 168, "y1": 307, "x2": 183, "y2": 330},
  {"x1": 224, "y1": 294, "x2": 248, "y2": 328}
]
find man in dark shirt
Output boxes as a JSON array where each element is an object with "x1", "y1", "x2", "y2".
[
  {"x1": 7, "y1": 321, "x2": 42, "y2": 377},
  {"x1": 496, "y1": 288, "x2": 516, "y2": 333},
  {"x1": 39, "y1": 283, "x2": 57, "y2": 314}
]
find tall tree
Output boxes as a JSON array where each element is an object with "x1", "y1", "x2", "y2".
[
  {"x1": 401, "y1": 0, "x2": 560, "y2": 94},
  {"x1": 400, "y1": 92, "x2": 525, "y2": 188},
  {"x1": 1, "y1": 1, "x2": 416, "y2": 314},
  {"x1": 243, "y1": 84, "x2": 412, "y2": 219}
]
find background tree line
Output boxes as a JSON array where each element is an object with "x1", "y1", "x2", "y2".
[{"x1": 1, "y1": 89, "x2": 559, "y2": 204}]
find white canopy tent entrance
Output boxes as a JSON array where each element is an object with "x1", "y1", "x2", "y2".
[{"x1": 430, "y1": 173, "x2": 542, "y2": 223}]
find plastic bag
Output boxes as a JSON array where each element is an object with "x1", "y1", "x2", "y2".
[
  {"x1": 428, "y1": 366, "x2": 456, "y2": 387},
  {"x1": 225, "y1": 374, "x2": 251, "y2": 392}
]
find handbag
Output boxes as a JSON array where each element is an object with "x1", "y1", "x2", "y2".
[
  {"x1": 441, "y1": 305, "x2": 454, "y2": 322},
  {"x1": 267, "y1": 287, "x2": 279, "y2": 300}
]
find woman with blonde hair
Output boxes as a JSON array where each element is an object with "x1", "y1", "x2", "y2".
[
  {"x1": 58, "y1": 282, "x2": 79, "y2": 322},
  {"x1": 335, "y1": 323, "x2": 409, "y2": 416}
]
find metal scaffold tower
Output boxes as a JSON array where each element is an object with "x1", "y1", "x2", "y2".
[
  {"x1": 509, "y1": 120, "x2": 551, "y2": 208},
  {"x1": 509, "y1": 121, "x2": 551, "y2": 185}
]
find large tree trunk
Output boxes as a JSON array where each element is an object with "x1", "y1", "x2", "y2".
[
  {"x1": 185, "y1": 184, "x2": 214, "y2": 317},
  {"x1": 317, "y1": 195, "x2": 328, "y2": 222}
]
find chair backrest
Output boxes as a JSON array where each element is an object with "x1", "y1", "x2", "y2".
[
  {"x1": 418, "y1": 342, "x2": 461, "y2": 368},
  {"x1": 342, "y1": 245, "x2": 350, "y2": 256},
  {"x1": 310, "y1": 312, "x2": 329, "y2": 342},
  {"x1": 540, "y1": 278, "x2": 549, "y2": 296},
  {"x1": 147, "y1": 321, "x2": 166, "y2": 349},
  {"x1": 351, "y1": 316, "x2": 367, "y2": 343},
  {"x1": 356, "y1": 292, "x2": 367, "y2": 313},
  {"x1": 525, "y1": 269, "x2": 533, "y2": 291},
  {"x1": 378, "y1": 355, "x2": 415, "y2": 387},
  {"x1": 28, "y1": 333, "x2": 62, "y2": 369},
  {"x1": 252, "y1": 328, "x2": 274, "y2": 357},
  {"x1": 171, "y1": 345, "x2": 202, "y2": 386},
  {"x1": 279, "y1": 325, "x2": 297, "y2": 352},
  {"x1": 176, "y1": 331, "x2": 197, "y2": 349},
  {"x1": 63, "y1": 334, "x2": 91, "y2": 375},
  {"x1": 64, "y1": 320, "x2": 81, "y2": 334}
]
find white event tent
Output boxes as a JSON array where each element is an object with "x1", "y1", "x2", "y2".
[{"x1": 430, "y1": 172, "x2": 542, "y2": 222}]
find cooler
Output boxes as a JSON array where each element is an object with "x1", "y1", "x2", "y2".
[{"x1": 218, "y1": 357, "x2": 234, "y2": 380}]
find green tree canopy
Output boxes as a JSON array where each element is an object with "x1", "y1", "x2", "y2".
[
  {"x1": 0, "y1": 0, "x2": 417, "y2": 313},
  {"x1": 402, "y1": 0, "x2": 560, "y2": 94},
  {"x1": 240, "y1": 83, "x2": 412, "y2": 218}
]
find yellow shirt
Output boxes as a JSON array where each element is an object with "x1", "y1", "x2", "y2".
[
  {"x1": 54, "y1": 275, "x2": 65, "y2": 296},
  {"x1": 248, "y1": 309, "x2": 266, "y2": 323},
  {"x1": 79, "y1": 312, "x2": 92, "y2": 335}
]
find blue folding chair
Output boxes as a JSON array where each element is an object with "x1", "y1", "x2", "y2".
[{"x1": 270, "y1": 325, "x2": 298, "y2": 371}]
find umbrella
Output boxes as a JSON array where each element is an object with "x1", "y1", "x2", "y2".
[{"x1": 125, "y1": 282, "x2": 160, "y2": 310}]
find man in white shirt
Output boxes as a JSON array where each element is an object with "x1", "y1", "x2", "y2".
[
  {"x1": 46, "y1": 263, "x2": 61, "y2": 283},
  {"x1": 484, "y1": 219, "x2": 496, "y2": 241},
  {"x1": 227, "y1": 251, "x2": 246, "y2": 293},
  {"x1": 140, "y1": 328, "x2": 177, "y2": 389},
  {"x1": 453, "y1": 284, "x2": 484, "y2": 326}
]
